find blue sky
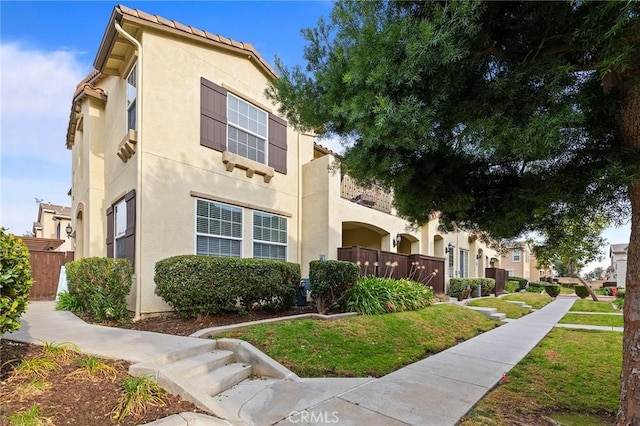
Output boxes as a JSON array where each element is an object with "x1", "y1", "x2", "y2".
[{"x1": 0, "y1": 1, "x2": 630, "y2": 272}]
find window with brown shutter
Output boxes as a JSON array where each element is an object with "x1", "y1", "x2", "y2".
[
  {"x1": 106, "y1": 206, "x2": 114, "y2": 258},
  {"x1": 105, "y1": 189, "x2": 135, "y2": 269},
  {"x1": 200, "y1": 78, "x2": 227, "y2": 152},
  {"x1": 200, "y1": 77, "x2": 288, "y2": 175}
]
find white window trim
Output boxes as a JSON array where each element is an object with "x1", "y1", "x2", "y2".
[
  {"x1": 513, "y1": 249, "x2": 521, "y2": 262},
  {"x1": 126, "y1": 63, "x2": 137, "y2": 131},
  {"x1": 252, "y1": 211, "x2": 287, "y2": 261},
  {"x1": 459, "y1": 249, "x2": 469, "y2": 278},
  {"x1": 114, "y1": 198, "x2": 127, "y2": 259},
  {"x1": 227, "y1": 93, "x2": 269, "y2": 165},
  {"x1": 194, "y1": 198, "x2": 243, "y2": 257}
]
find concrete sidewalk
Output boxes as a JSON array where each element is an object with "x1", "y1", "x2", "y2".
[
  {"x1": 274, "y1": 296, "x2": 577, "y2": 425},
  {"x1": 3, "y1": 297, "x2": 577, "y2": 426}
]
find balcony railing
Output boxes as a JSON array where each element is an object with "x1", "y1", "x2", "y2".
[{"x1": 340, "y1": 174, "x2": 394, "y2": 214}]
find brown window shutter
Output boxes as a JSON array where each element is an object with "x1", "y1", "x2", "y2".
[
  {"x1": 106, "y1": 206, "x2": 114, "y2": 258},
  {"x1": 268, "y1": 113, "x2": 287, "y2": 174},
  {"x1": 201, "y1": 77, "x2": 227, "y2": 152},
  {"x1": 124, "y1": 189, "x2": 136, "y2": 269}
]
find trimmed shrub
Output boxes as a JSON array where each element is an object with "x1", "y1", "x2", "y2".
[
  {"x1": 155, "y1": 255, "x2": 300, "y2": 318},
  {"x1": 55, "y1": 291, "x2": 83, "y2": 312},
  {"x1": 544, "y1": 284, "x2": 561, "y2": 298},
  {"x1": 574, "y1": 285, "x2": 590, "y2": 299},
  {"x1": 616, "y1": 289, "x2": 625, "y2": 299},
  {"x1": 346, "y1": 276, "x2": 434, "y2": 315},
  {"x1": 0, "y1": 228, "x2": 34, "y2": 333},
  {"x1": 309, "y1": 260, "x2": 360, "y2": 314},
  {"x1": 509, "y1": 276, "x2": 529, "y2": 290},
  {"x1": 65, "y1": 257, "x2": 133, "y2": 321},
  {"x1": 527, "y1": 282, "x2": 547, "y2": 293},
  {"x1": 505, "y1": 280, "x2": 520, "y2": 293},
  {"x1": 447, "y1": 278, "x2": 495, "y2": 300},
  {"x1": 558, "y1": 281, "x2": 577, "y2": 289},
  {"x1": 599, "y1": 286, "x2": 613, "y2": 296}
]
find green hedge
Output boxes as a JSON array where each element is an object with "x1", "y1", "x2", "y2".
[
  {"x1": 545, "y1": 284, "x2": 561, "y2": 298},
  {"x1": 155, "y1": 255, "x2": 300, "y2": 318},
  {"x1": 346, "y1": 276, "x2": 434, "y2": 315},
  {"x1": 509, "y1": 276, "x2": 529, "y2": 290},
  {"x1": 616, "y1": 289, "x2": 625, "y2": 299},
  {"x1": 447, "y1": 278, "x2": 495, "y2": 300},
  {"x1": 527, "y1": 281, "x2": 547, "y2": 293},
  {"x1": 574, "y1": 285, "x2": 590, "y2": 299},
  {"x1": 65, "y1": 257, "x2": 133, "y2": 321},
  {"x1": 309, "y1": 260, "x2": 360, "y2": 314},
  {"x1": 505, "y1": 280, "x2": 520, "y2": 293},
  {"x1": 0, "y1": 229, "x2": 34, "y2": 333}
]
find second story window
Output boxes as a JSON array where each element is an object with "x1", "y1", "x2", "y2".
[
  {"x1": 126, "y1": 63, "x2": 137, "y2": 131},
  {"x1": 200, "y1": 77, "x2": 288, "y2": 175},
  {"x1": 513, "y1": 249, "x2": 521, "y2": 262},
  {"x1": 228, "y1": 94, "x2": 267, "y2": 164}
]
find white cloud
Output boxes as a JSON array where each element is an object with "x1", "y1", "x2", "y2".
[{"x1": 0, "y1": 43, "x2": 88, "y2": 235}]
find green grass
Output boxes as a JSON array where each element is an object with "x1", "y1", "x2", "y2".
[
  {"x1": 112, "y1": 376, "x2": 167, "y2": 421},
  {"x1": 559, "y1": 286, "x2": 576, "y2": 294},
  {"x1": 571, "y1": 299, "x2": 619, "y2": 313},
  {"x1": 560, "y1": 313, "x2": 623, "y2": 328},
  {"x1": 502, "y1": 293, "x2": 553, "y2": 309},
  {"x1": 466, "y1": 298, "x2": 530, "y2": 319},
  {"x1": 462, "y1": 329, "x2": 621, "y2": 425},
  {"x1": 6, "y1": 403, "x2": 52, "y2": 426},
  {"x1": 217, "y1": 304, "x2": 497, "y2": 377}
]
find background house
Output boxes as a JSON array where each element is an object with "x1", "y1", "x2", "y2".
[
  {"x1": 610, "y1": 243, "x2": 628, "y2": 288},
  {"x1": 67, "y1": 5, "x2": 502, "y2": 317},
  {"x1": 32, "y1": 202, "x2": 73, "y2": 252}
]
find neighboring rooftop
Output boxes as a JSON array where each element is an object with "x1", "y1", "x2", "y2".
[{"x1": 610, "y1": 243, "x2": 629, "y2": 254}]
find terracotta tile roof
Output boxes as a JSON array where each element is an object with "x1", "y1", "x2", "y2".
[
  {"x1": 40, "y1": 203, "x2": 72, "y2": 218},
  {"x1": 71, "y1": 70, "x2": 105, "y2": 101},
  {"x1": 314, "y1": 142, "x2": 340, "y2": 157},
  {"x1": 116, "y1": 4, "x2": 277, "y2": 77}
]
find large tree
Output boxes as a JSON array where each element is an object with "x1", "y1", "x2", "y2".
[{"x1": 268, "y1": 1, "x2": 640, "y2": 422}]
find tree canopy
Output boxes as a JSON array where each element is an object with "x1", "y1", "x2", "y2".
[{"x1": 268, "y1": 1, "x2": 640, "y2": 422}]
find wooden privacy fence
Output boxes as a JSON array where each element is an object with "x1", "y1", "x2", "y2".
[
  {"x1": 28, "y1": 250, "x2": 74, "y2": 300},
  {"x1": 485, "y1": 267, "x2": 507, "y2": 295},
  {"x1": 337, "y1": 246, "x2": 445, "y2": 294}
]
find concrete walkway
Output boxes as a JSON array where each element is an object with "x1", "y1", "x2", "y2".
[{"x1": 3, "y1": 297, "x2": 579, "y2": 426}]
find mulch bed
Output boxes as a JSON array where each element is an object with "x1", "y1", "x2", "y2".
[{"x1": 0, "y1": 305, "x2": 315, "y2": 425}]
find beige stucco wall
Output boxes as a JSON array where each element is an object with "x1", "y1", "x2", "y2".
[
  {"x1": 71, "y1": 94, "x2": 110, "y2": 259},
  {"x1": 501, "y1": 246, "x2": 532, "y2": 280},
  {"x1": 132, "y1": 29, "x2": 314, "y2": 313}
]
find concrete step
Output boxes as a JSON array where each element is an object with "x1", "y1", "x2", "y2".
[
  {"x1": 505, "y1": 300, "x2": 532, "y2": 310},
  {"x1": 162, "y1": 350, "x2": 236, "y2": 378},
  {"x1": 490, "y1": 313, "x2": 507, "y2": 321},
  {"x1": 465, "y1": 306, "x2": 497, "y2": 317},
  {"x1": 191, "y1": 362, "x2": 253, "y2": 396}
]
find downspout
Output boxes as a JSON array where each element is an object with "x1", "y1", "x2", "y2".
[
  {"x1": 114, "y1": 22, "x2": 143, "y2": 321},
  {"x1": 297, "y1": 133, "x2": 302, "y2": 271}
]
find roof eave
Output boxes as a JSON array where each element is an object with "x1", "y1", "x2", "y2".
[{"x1": 93, "y1": 6, "x2": 123, "y2": 72}]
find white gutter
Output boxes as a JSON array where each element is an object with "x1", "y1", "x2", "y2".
[
  {"x1": 114, "y1": 22, "x2": 143, "y2": 321},
  {"x1": 297, "y1": 133, "x2": 302, "y2": 270}
]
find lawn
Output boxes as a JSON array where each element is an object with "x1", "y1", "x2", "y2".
[
  {"x1": 560, "y1": 313, "x2": 624, "y2": 328},
  {"x1": 571, "y1": 299, "x2": 619, "y2": 313},
  {"x1": 461, "y1": 329, "x2": 621, "y2": 425},
  {"x1": 466, "y1": 298, "x2": 530, "y2": 319},
  {"x1": 216, "y1": 304, "x2": 498, "y2": 377},
  {"x1": 502, "y1": 293, "x2": 553, "y2": 309}
]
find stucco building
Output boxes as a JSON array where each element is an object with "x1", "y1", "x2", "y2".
[
  {"x1": 610, "y1": 243, "x2": 628, "y2": 288},
  {"x1": 66, "y1": 5, "x2": 500, "y2": 316},
  {"x1": 32, "y1": 202, "x2": 73, "y2": 252}
]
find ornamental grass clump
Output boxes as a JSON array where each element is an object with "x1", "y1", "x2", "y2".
[{"x1": 346, "y1": 276, "x2": 433, "y2": 315}]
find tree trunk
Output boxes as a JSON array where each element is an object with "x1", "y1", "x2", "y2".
[
  {"x1": 575, "y1": 276, "x2": 599, "y2": 302},
  {"x1": 617, "y1": 80, "x2": 640, "y2": 425}
]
